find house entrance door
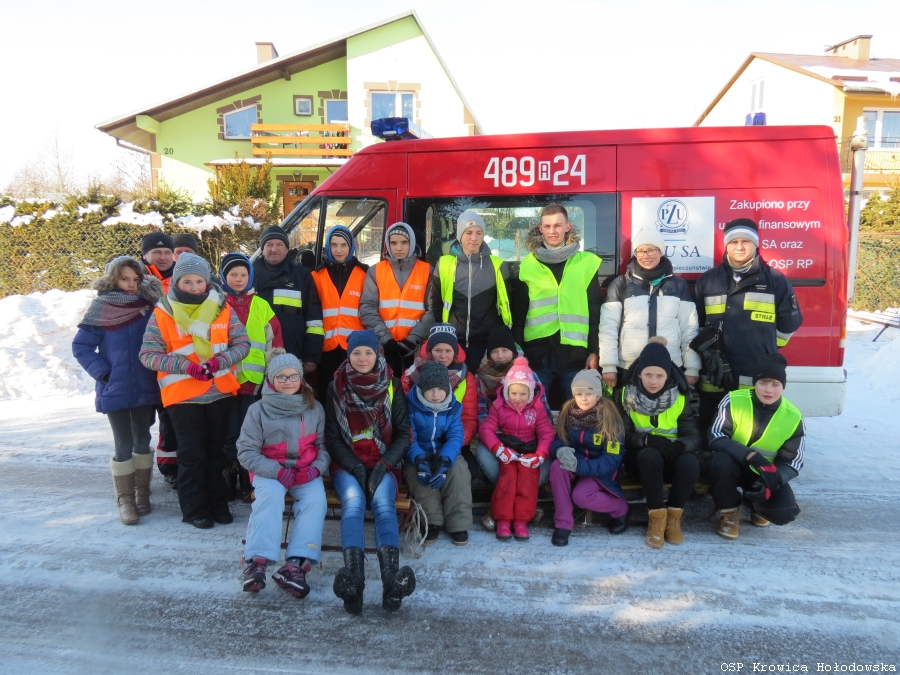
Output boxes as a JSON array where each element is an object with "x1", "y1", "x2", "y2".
[{"x1": 283, "y1": 181, "x2": 315, "y2": 218}]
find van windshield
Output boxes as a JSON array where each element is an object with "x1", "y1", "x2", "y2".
[{"x1": 405, "y1": 194, "x2": 618, "y2": 280}]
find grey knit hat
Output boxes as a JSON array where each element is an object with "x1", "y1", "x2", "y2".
[
  {"x1": 105, "y1": 255, "x2": 144, "y2": 278},
  {"x1": 171, "y1": 252, "x2": 212, "y2": 286},
  {"x1": 266, "y1": 349, "x2": 304, "y2": 383},
  {"x1": 457, "y1": 210, "x2": 485, "y2": 241},
  {"x1": 571, "y1": 369, "x2": 605, "y2": 396},
  {"x1": 417, "y1": 361, "x2": 451, "y2": 395}
]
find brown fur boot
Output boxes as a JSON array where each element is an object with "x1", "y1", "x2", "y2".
[
  {"x1": 665, "y1": 507, "x2": 684, "y2": 545},
  {"x1": 133, "y1": 452, "x2": 153, "y2": 516},
  {"x1": 645, "y1": 508, "x2": 667, "y2": 549},
  {"x1": 110, "y1": 458, "x2": 139, "y2": 525},
  {"x1": 717, "y1": 507, "x2": 740, "y2": 540}
]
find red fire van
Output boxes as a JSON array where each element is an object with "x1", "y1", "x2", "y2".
[{"x1": 281, "y1": 125, "x2": 848, "y2": 416}]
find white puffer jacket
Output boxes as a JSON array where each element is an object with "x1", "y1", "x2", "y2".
[{"x1": 598, "y1": 260, "x2": 700, "y2": 376}]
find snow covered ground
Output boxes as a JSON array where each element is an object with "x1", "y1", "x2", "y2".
[{"x1": 0, "y1": 291, "x2": 899, "y2": 674}]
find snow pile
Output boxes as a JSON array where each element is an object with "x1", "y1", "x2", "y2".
[
  {"x1": 101, "y1": 202, "x2": 258, "y2": 231},
  {"x1": 0, "y1": 205, "x2": 14, "y2": 224},
  {"x1": 0, "y1": 290, "x2": 97, "y2": 399}
]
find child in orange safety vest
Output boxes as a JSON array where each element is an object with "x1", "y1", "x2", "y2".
[{"x1": 139, "y1": 253, "x2": 250, "y2": 529}]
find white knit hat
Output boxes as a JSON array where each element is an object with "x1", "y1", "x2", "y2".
[{"x1": 631, "y1": 228, "x2": 666, "y2": 255}]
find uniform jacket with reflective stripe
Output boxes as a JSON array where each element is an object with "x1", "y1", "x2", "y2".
[
  {"x1": 312, "y1": 263, "x2": 366, "y2": 352},
  {"x1": 599, "y1": 262, "x2": 701, "y2": 376},
  {"x1": 550, "y1": 425, "x2": 626, "y2": 498},
  {"x1": 236, "y1": 395, "x2": 330, "y2": 480},
  {"x1": 252, "y1": 256, "x2": 324, "y2": 365},
  {"x1": 694, "y1": 255, "x2": 802, "y2": 386},
  {"x1": 709, "y1": 390, "x2": 805, "y2": 479},
  {"x1": 225, "y1": 292, "x2": 283, "y2": 396}
]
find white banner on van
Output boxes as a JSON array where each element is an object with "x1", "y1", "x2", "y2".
[{"x1": 631, "y1": 197, "x2": 716, "y2": 274}]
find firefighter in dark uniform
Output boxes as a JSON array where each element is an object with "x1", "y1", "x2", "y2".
[{"x1": 693, "y1": 218, "x2": 803, "y2": 431}]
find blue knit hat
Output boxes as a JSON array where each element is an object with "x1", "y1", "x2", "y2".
[
  {"x1": 324, "y1": 225, "x2": 356, "y2": 263},
  {"x1": 220, "y1": 252, "x2": 254, "y2": 295},
  {"x1": 347, "y1": 329, "x2": 380, "y2": 354}
]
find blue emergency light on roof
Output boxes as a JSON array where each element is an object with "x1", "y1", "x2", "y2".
[
  {"x1": 745, "y1": 112, "x2": 767, "y2": 126},
  {"x1": 371, "y1": 117, "x2": 433, "y2": 141}
]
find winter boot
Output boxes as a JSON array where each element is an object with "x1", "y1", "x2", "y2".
[
  {"x1": 751, "y1": 510, "x2": 770, "y2": 527},
  {"x1": 133, "y1": 452, "x2": 153, "y2": 516},
  {"x1": 377, "y1": 545, "x2": 416, "y2": 612},
  {"x1": 609, "y1": 504, "x2": 630, "y2": 535},
  {"x1": 665, "y1": 507, "x2": 684, "y2": 545},
  {"x1": 645, "y1": 508, "x2": 667, "y2": 549},
  {"x1": 551, "y1": 528, "x2": 571, "y2": 547},
  {"x1": 273, "y1": 557, "x2": 312, "y2": 599},
  {"x1": 110, "y1": 457, "x2": 139, "y2": 525},
  {"x1": 333, "y1": 547, "x2": 365, "y2": 615},
  {"x1": 481, "y1": 510, "x2": 496, "y2": 532},
  {"x1": 242, "y1": 556, "x2": 267, "y2": 592},
  {"x1": 530, "y1": 507, "x2": 544, "y2": 524},
  {"x1": 717, "y1": 507, "x2": 740, "y2": 540},
  {"x1": 513, "y1": 521, "x2": 530, "y2": 540},
  {"x1": 495, "y1": 521, "x2": 512, "y2": 540}
]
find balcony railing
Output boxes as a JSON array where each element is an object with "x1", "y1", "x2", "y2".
[
  {"x1": 838, "y1": 137, "x2": 900, "y2": 173},
  {"x1": 250, "y1": 123, "x2": 352, "y2": 158}
]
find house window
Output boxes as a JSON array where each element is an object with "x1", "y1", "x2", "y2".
[
  {"x1": 863, "y1": 109, "x2": 900, "y2": 149},
  {"x1": 294, "y1": 96, "x2": 313, "y2": 116},
  {"x1": 750, "y1": 78, "x2": 765, "y2": 112},
  {"x1": 223, "y1": 106, "x2": 257, "y2": 139},
  {"x1": 326, "y1": 100, "x2": 349, "y2": 123},
  {"x1": 371, "y1": 92, "x2": 415, "y2": 120}
]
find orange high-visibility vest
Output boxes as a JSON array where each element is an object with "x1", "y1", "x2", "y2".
[
  {"x1": 312, "y1": 266, "x2": 366, "y2": 351},
  {"x1": 145, "y1": 265, "x2": 171, "y2": 294},
  {"x1": 153, "y1": 306, "x2": 240, "y2": 407},
  {"x1": 374, "y1": 259, "x2": 430, "y2": 341}
]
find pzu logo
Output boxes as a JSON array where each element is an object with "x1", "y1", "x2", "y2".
[{"x1": 655, "y1": 199, "x2": 690, "y2": 235}]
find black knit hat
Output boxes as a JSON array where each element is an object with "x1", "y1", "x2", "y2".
[
  {"x1": 173, "y1": 232, "x2": 199, "y2": 252},
  {"x1": 427, "y1": 323, "x2": 458, "y2": 353},
  {"x1": 753, "y1": 353, "x2": 788, "y2": 388},
  {"x1": 634, "y1": 336, "x2": 673, "y2": 375},
  {"x1": 723, "y1": 218, "x2": 760, "y2": 247},
  {"x1": 486, "y1": 325, "x2": 517, "y2": 358},
  {"x1": 417, "y1": 361, "x2": 451, "y2": 396},
  {"x1": 259, "y1": 225, "x2": 289, "y2": 249},
  {"x1": 141, "y1": 232, "x2": 174, "y2": 255}
]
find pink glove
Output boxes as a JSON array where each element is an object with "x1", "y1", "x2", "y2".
[
  {"x1": 493, "y1": 443, "x2": 519, "y2": 464},
  {"x1": 204, "y1": 357, "x2": 222, "y2": 376},
  {"x1": 294, "y1": 466, "x2": 321, "y2": 486},
  {"x1": 276, "y1": 468, "x2": 296, "y2": 489},
  {"x1": 186, "y1": 362, "x2": 212, "y2": 381},
  {"x1": 518, "y1": 453, "x2": 544, "y2": 469}
]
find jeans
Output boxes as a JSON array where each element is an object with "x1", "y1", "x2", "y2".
[
  {"x1": 332, "y1": 469, "x2": 399, "y2": 550},
  {"x1": 475, "y1": 442, "x2": 551, "y2": 485},
  {"x1": 244, "y1": 475, "x2": 327, "y2": 563},
  {"x1": 532, "y1": 366, "x2": 579, "y2": 404},
  {"x1": 106, "y1": 405, "x2": 155, "y2": 462}
]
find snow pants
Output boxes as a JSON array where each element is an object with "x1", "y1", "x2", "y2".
[
  {"x1": 705, "y1": 452, "x2": 800, "y2": 526},
  {"x1": 107, "y1": 405, "x2": 155, "y2": 462},
  {"x1": 332, "y1": 469, "x2": 399, "y2": 550},
  {"x1": 167, "y1": 398, "x2": 230, "y2": 523},
  {"x1": 244, "y1": 475, "x2": 327, "y2": 563},
  {"x1": 492, "y1": 459, "x2": 540, "y2": 523},
  {"x1": 549, "y1": 460, "x2": 628, "y2": 529},
  {"x1": 402, "y1": 455, "x2": 473, "y2": 532},
  {"x1": 624, "y1": 447, "x2": 701, "y2": 510}
]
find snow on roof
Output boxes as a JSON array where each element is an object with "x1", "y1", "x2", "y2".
[{"x1": 804, "y1": 65, "x2": 900, "y2": 98}]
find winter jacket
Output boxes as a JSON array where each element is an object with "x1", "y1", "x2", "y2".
[
  {"x1": 359, "y1": 222, "x2": 435, "y2": 347},
  {"x1": 225, "y1": 292, "x2": 283, "y2": 396},
  {"x1": 550, "y1": 425, "x2": 626, "y2": 498},
  {"x1": 511, "y1": 228, "x2": 603, "y2": 373},
  {"x1": 236, "y1": 393, "x2": 331, "y2": 479},
  {"x1": 599, "y1": 259, "x2": 701, "y2": 377},
  {"x1": 252, "y1": 255, "x2": 324, "y2": 364},
  {"x1": 621, "y1": 390, "x2": 704, "y2": 457},
  {"x1": 694, "y1": 254, "x2": 802, "y2": 389},
  {"x1": 476, "y1": 368, "x2": 553, "y2": 424},
  {"x1": 479, "y1": 383, "x2": 555, "y2": 460},
  {"x1": 401, "y1": 343, "x2": 478, "y2": 445},
  {"x1": 72, "y1": 277, "x2": 162, "y2": 414},
  {"x1": 709, "y1": 390, "x2": 804, "y2": 484},
  {"x1": 404, "y1": 389, "x2": 464, "y2": 465},
  {"x1": 431, "y1": 241, "x2": 511, "y2": 346},
  {"x1": 143, "y1": 263, "x2": 172, "y2": 293},
  {"x1": 325, "y1": 377, "x2": 411, "y2": 473}
]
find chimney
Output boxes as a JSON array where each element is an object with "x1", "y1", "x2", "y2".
[
  {"x1": 826, "y1": 35, "x2": 872, "y2": 61},
  {"x1": 256, "y1": 42, "x2": 279, "y2": 64}
]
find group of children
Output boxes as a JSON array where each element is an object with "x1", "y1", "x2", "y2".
[{"x1": 74, "y1": 247, "x2": 806, "y2": 614}]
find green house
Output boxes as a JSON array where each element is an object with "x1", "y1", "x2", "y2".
[{"x1": 96, "y1": 10, "x2": 483, "y2": 216}]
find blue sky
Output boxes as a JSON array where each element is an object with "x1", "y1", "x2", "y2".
[{"x1": 2, "y1": 0, "x2": 899, "y2": 187}]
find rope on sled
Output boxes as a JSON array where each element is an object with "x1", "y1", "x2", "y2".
[{"x1": 400, "y1": 501, "x2": 428, "y2": 559}]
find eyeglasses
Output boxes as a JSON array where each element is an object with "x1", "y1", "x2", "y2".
[
  {"x1": 634, "y1": 247, "x2": 661, "y2": 257},
  {"x1": 274, "y1": 374, "x2": 302, "y2": 383}
]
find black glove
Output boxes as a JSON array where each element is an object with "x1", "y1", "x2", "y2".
[
  {"x1": 689, "y1": 325, "x2": 734, "y2": 391},
  {"x1": 415, "y1": 455, "x2": 433, "y2": 487},
  {"x1": 366, "y1": 462, "x2": 389, "y2": 499},
  {"x1": 350, "y1": 464, "x2": 368, "y2": 490},
  {"x1": 382, "y1": 340, "x2": 400, "y2": 357},
  {"x1": 745, "y1": 454, "x2": 783, "y2": 501},
  {"x1": 646, "y1": 435, "x2": 686, "y2": 461}
]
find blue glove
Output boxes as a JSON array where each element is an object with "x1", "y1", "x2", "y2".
[
  {"x1": 429, "y1": 456, "x2": 452, "y2": 490},
  {"x1": 415, "y1": 455, "x2": 433, "y2": 487}
]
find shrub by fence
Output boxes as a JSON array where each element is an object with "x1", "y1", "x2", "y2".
[{"x1": 854, "y1": 232, "x2": 900, "y2": 311}]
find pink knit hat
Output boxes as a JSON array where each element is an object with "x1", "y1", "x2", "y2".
[{"x1": 501, "y1": 357, "x2": 536, "y2": 405}]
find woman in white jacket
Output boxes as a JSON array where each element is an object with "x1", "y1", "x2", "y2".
[{"x1": 598, "y1": 229, "x2": 700, "y2": 388}]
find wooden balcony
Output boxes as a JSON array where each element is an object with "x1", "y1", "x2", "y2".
[{"x1": 250, "y1": 123, "x2": 352, "y2": 158}]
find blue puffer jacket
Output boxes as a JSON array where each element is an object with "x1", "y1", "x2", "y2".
[
  {"x1": 405, "y1": 388, "x2": 464, "y2": 464},
  {"x1": 72, "y1": 284, "x2": 162, "y2": 414},
  {"x1": 551, "y1": 426, "x2": 626, "y2": 498}
]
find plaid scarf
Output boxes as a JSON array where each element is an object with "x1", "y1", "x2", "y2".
[
  {"x1": 80, "y1": 291, "x2": 153, "y2": 330},
  {"x1": 330, "y1": 357, "x2": 394, "y2": 456},
  {"x1": 476, "y1": 357, "x2": 512, "y2": 409}
]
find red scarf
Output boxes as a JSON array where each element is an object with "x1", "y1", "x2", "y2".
[{"x1": 330, "y1": 357, "x2": 394, "y2": 457}]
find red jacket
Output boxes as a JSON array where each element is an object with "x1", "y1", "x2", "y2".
[
  {"x1": 401, "y1": 343, "x2": 478, "y2": 446},
  {"x1": 226, "y1": 292, "x2": 284, "y2": 396},
  {"x1": 479, "y1": 382, "x2": 555, "y2": 460}
]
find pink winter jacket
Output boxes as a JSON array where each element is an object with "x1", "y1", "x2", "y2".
[{"x1": 478, "y1": 383, "x2": 555, "y2": 460}]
